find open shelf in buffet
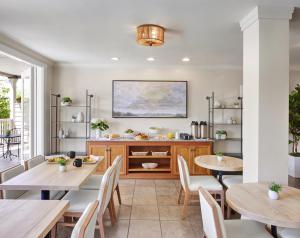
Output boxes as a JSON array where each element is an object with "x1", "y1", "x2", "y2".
[{"x1": 128, "y1": 145, "x2": 171, "y2": 174}]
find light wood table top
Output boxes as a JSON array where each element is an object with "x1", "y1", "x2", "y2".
[
  {"x1": 226, "y1": 183, "x2": 300, "y2": 228},
  {"x1": 194, "y1": 155, "x2": 243, "y2": 172},
  {"x1": 0, "y1": 157, "x2": 103, "y2": 191},
  {"x1": 0, "y1": 199, "x2": 69, "y2": 238}
]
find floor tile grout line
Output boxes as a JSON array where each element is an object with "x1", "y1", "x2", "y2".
[
  {"x1": 155, "y1": 180, "x2": 164, "y2": 238},
  {"x1": 126, "y1": 179, "x2": 135, "y2": 238}
]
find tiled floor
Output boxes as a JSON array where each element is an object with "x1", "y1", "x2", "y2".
[{"x1": 58, "y1": 179, "x2": 205, "y2": 238}]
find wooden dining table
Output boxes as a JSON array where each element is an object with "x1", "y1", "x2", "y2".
[
  {"x1": 226, "y1": 183, "x2": 300, "y2": 237},
  {"x1": 0, "y1": 199, "x2": 69, "y2": 238},
  {"x1": 194, "y1": 155, "x2": 243, "y2": 182},
  {"x1": 0, "y1": 157, "x2": 103, "y2": 200}
]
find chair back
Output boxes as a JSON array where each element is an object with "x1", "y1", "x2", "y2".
[
  {"x1": 199, "y1": 187, "x2": 226, "y2": 238},
  {"x1": 112, "y1": 155, "x2": 123, "y2": 189},
  {"x1": 71, "y1": 201, "x2": 99, "y2": 238},
  {"x1": 25, "y1": 155, "x2": 45, "y2": 170},
  {"x1": 97, "y1": 163, "x2": 117, "y2": 215},
  {"x1": 0, "y1": 165, "x2": 26, "y2": 199},
  {"x1": 177, "y1": 155, "x2": 190, "y2": 191},
  {"x1": 0, "y1": 119, "x2": 14, "y2": 144},
  {"x1": 10, "y1": 128, "x2": 21, "y2": 144}
]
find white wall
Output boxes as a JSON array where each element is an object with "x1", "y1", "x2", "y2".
[{"x1": 53, "y1": 64, "x2": 243, "y2": 152}]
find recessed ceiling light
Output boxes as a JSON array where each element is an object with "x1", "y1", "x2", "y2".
[
  {"x1": 111, "y1": 57, "x2": 119, "y2": 61},
  {"x1": 182, "y1": 57, "x2": 190, "y2": 62},
  {"x1": 147, "y1": 57, "x2": 155, "y2": 61}
]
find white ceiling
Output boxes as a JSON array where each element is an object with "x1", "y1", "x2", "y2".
[{"x1": 0, "y1": 0, "x2": 299, "y2": 67}]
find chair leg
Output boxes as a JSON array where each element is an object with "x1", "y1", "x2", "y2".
[
  {"x1": 18, "y1": 144, "x2": 20, "y2": 157},
  {"x1": 181, "y1": 191, "x2": 190, "y2": 219},
  {"x1": 50, "y1": 224, "x2": 57, "y2": 238},
  {"x1": 227, "y1": 206, "x2": 231, "y2": 219},
  {"x1": 220, "y1": 190, "x2": 225, "y2": 216},
  {"x1": 97, "y1": 215, "x2": 105, "y2": 238},
  {"x1": 116, "y1": 184, "x2": 122, "y2": 205},
  {"x1": 108, "y1": 200, "x2": 116, "y2": 224},
  {"x1": 178, "y1": 186, "x2": 183, "y2": 204}
]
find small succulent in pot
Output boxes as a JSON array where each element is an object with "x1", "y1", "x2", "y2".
[
  {"x1": 58, "y1": 157, "x2": 67, "y2": 172},
  {"x1": 5, "y1": 129, "x2": 11, "y2": 136},
  {"x1": 61, "y1": 97, "x2": 72, "y2": 106},
  {"x1": 268, "y1": 182, "x2": 281, "y2": 200},
  {"x1": 215, "y1": 152, "x2": 223, "y2": 161}
]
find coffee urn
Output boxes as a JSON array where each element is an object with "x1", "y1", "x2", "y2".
[
  {"x1": 200, "y1": 121, "x2": 208, "y2": 139},
  {"x1": 191, "y1": 121, "x2": 198, "y2": 139}
]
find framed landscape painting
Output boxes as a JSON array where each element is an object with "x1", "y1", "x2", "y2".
[{"x1": 112, "y1": 80, "x2": 188, "y2": 118}]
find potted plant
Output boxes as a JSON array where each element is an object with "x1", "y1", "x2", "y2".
[
  {"x1": 220, "y1": 130, "x2": 227, "y2": 139},
  {"x1": 16, "y1": 95, "x2": 21, "y2": 104},
  {"x1": 268, "y1": 182, "x2": 281, "y2": 200},
  {"x1": 61, "y1": 97, "x2": 72, "y2": 106},
  {"x1": 91, "y1": 118, "x2": 109, "y2": 139},
  {"x1": 289, "y1": 84, "x2": 300, "y2": 178},
  {"x1": 233, "y1": 102, "x2": 240, "y2": 108},
  {"x1": 58, "y1": 157, "x2": 67, "y2": 172},
  {"x1": 5, "y1": 129, "x2": 11, "y2": 136},
  {"x1": 216, "y1": 152, "x2": 223, "y2": 161},
  {"x1": 215, "y1": 130, "x2": 222, "y2": 140}
]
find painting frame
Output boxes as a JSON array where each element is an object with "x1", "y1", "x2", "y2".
[{"x1": 112, "y1": 80, "x2": 188, "y2": 118}]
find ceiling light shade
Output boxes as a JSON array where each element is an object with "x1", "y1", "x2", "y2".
[
  {"x1": 137, "y1": 24, "x2": 164, "y2": 46},
  {"x1": 147, "y1": 57, "x2": 155, "y2": 61}
]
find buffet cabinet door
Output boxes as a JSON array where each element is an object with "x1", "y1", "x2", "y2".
[
  {"x1": 88, "y1": 144, "x2": 109, "y2": 173},
  {"x1": 190, "y1": 145, "x2": 211, "y2": 175},
  {"x1": 109, "y1": 145, "x2": 126, "y2": 175},
  {"x1": 172, "y1": 145, "x2": 191, "y2": 175}
]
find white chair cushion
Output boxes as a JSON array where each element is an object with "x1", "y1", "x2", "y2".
[
  {"x1": 80, "y1": 175, "x2": 103, "y2": 190},
  {"x1": 222, "y1": 175, "x2": 243, "y2": 188},
  {"x1": 278, "y1": 227, "x2": 300, "y2": 238},
  {"x1": 224, "y1": 220, "x2": 273, "y2": 238},
  {"x1": 18, "y1": 190, "x2": 65, "y2": 200},
  {"x1": 189, "y1": 176, "x2": 223, "y2": 191},
  {"x1": 62, "y1": 190, "x2": 99, "y2": 213}
]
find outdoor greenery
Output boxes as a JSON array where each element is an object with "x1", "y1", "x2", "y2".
[
  {"x1": 269, "y1": 182, "x2": 281, "y2": 193},
  {"x1": 289, "y1": 84, "x2": 300, "y2": 156},
  {"x1": 0, "y1": 86, "x2": 10, "y2": 119}
]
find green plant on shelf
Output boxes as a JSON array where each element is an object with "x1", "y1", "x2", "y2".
[{"x1": 62, "y1": 97, "x2": 72, "y2": 103}]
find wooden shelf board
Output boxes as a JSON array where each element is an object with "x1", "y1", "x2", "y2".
[
  {"x1": 128, "y1": 165, "x2": 171, "y2": 172},
  {"x1": 128, "y1": 155, "x2": 171, "y2": 159}
]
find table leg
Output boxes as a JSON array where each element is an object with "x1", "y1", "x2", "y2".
[
  {"x1": 41, "y1": 190, "x2": 50, "y2": 200},
  {"x1": 271, "y1": 225, "x2": 277, "y2": 238},
  {"x1": 218, "y1": 171, "x2": 223, "y2": 183}
]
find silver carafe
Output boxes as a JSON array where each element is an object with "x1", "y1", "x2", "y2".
[
  {"x1": 200, "y1": 121, "x2": 208, "y2": 139},
  {"x1": 191, "y1": 121, "x2": 198, "y2": 139}
]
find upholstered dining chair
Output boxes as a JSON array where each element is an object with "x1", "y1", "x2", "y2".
[
  {"x1": 275, "y1": 227, "x2": 300, "y2": 238},
  {"x1": 70, "y1": 201, "x2": 99, "y2": 238},
  {"x1": 24, "y1": 155, "x2": 45, "y2": 170},
  {"x1": 61, "y1": 163, "x2": 117, "y2": 238},
  {"x1": 199, "y1": 187, "x2": 273, "y2": 238},
  {"x1": 81, "y1": 155, "x2": 123, "y2": 205},
  {"x1": 221, "y1": 174, "x2": 243, "y2": 218},
  {"x1": 0, "y1": 163, "x2": 62, "y2": 200},
  {"x1": 177, "y1": 155, "x2": 224, "y2": 219}
]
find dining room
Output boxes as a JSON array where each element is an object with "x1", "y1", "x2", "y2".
[{"x1": 0, "y1": 0, "x2": 300, "y2": 238}]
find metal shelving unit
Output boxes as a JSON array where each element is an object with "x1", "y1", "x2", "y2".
[
  {"x1": 206, "y1": 92, "x2": 243, "y2": 159},
  {"x1": 50, "y1": 90, "x2": 93, "y2": 154}
]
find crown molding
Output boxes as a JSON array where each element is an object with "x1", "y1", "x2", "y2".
[{"x1": 240, "y1": 6, "x2": 294, "y2": 31}]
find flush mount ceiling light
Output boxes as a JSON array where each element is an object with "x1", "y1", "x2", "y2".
[
  {"x1": 147, "y1": 57, "x2": 155, "y2": 61},
  {"x1": 182, "y1": 57, "x2": 190, "y2": 62},
  {"x1": 137, "y1": 24, "x2": 165, "y2": 46},
  {"x1": 111, "y1": 57, "x2": 119, "y2": 61}
]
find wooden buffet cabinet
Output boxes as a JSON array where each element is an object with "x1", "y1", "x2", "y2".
[{"x1": 87, "y1": 140, "x2": 213, "y2": 179}]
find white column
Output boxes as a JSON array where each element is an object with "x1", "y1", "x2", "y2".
[{"x1": 240, "y1": 6, "x2": 294, "y2": 185}]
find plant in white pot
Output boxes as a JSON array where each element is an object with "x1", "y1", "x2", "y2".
[
  {"x1": 220, "y1": 130, "x2": 227, "y2": 140},
  {"x1": 61, "y1": 96, "x2": 72, "y2": 106},
  {"x1": 58, "y1": 158, "x2": 67, "y2": 172},
  {"x1": 289, "y1": 84, "x2": 300, "y2": 178},
  {"x1": 216, "y1": 152, "x2": 223, "y2": 161},
  {"x1": 91, "y1": 118, "x2": 109, "y2": 139},
  {"x1": 268, "y1": 182, "x2": 281, "y2": 200}
]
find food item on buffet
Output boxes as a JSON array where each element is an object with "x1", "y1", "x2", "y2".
[
  {"x1": 125, "y1": 129, "x2": 134, "y2": 134},
  {"x1": 149, "y1": 127, "x2": 160, "y2": 134},
  {"x1": 82, "y1": 157, "x2": 93, "y2": 163},
  {"x1": 134, "y1": 133, "x2": 149, "y2": 140},
  {"x1": 167, "y1": 132, "x2": 175, "y2": 139}
]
